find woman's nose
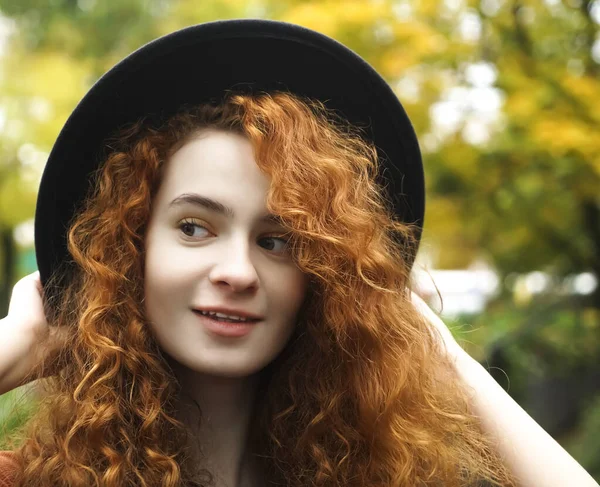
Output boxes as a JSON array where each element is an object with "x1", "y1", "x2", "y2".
[{"x1": 208, "y1": 243, "x2": 260, "y2": 292}]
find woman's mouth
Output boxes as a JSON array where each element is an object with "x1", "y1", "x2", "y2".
[{"x1": 192, "y1": 310, "x2": 261, "y2": 337}]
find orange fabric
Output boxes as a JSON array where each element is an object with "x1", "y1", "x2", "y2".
[{"x1": 0, "y1": 451, "x2": 18, "y2": 487}]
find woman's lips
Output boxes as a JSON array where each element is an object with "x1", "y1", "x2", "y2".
[{"x1": 193, "y1": 310, "x2": 261, "y2": 338}]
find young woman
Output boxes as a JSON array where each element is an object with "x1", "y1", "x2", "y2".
[{"x1": 0, "y1": 19, "x2": 597, "y2": 487}]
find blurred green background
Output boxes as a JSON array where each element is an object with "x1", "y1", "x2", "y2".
[{"x1": 0, "y1": 0, "x2": 599, "y2": 481}]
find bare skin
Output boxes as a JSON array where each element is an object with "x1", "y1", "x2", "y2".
[{"x1": 0, "y1": 271, "x2": 68, "y2": 396}]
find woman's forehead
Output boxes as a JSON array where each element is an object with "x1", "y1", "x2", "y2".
[
  {"x1": 153, "y1": 131, "x2": 275, "y2": 220},
  {"x1": 162, "y1": 131, "x2": 269, "y2": 189}
]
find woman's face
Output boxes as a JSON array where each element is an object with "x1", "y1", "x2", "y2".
[{"x1": 144, "y1": 129, "x2": 309, "y2": 378}]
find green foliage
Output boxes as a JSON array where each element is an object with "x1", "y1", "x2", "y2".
[
  {"x1": 0, "y1": 385, "x2": 39, "y2": 450},
  {"x1": 451, "y1": 298, "x2": 600, "y2": 374},
  {"x1": 426, "y1": 1, "x2": 600, "y2": 276},
  {"x1": 0, "y1": 0, "x2": 165, "y2": 59},
  {"x1": 565, "y1": 392, "x2": 600, "y2": 480}
]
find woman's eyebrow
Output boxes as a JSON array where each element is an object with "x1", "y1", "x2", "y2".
[{"x1": 168, "y1": 193, "x2": 285, "y2": 226}]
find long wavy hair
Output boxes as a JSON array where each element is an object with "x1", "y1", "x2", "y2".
[{"x1": 4, "y1": 91, "x2": 517, "y2": 486}]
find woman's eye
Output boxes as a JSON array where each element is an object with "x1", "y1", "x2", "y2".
[
  {"x1": 179, "y1": 220, "x2": 210, "y2": 238},
  {"x1": 260, "y1": 236, "x2": 290, "y2": 254}
]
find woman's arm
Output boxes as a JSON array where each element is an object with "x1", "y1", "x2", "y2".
[
  {"x1": 412, "y1": 293, "x2": 600, "y2": 487},
  {"x1": 0, "y1": 316, "x2": 40, "y2": 396},
  {"x1": 454, "y1": 350, "x2": 599, "y2": 487}
]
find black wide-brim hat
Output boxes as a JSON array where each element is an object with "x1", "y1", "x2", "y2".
[{"x1": 35, "y1": 18, "x2": 425, "y2": 289}]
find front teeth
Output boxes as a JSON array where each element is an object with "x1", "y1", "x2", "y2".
[{"x1": 199, "y1": 310, "x2": 252, "y2": 322}]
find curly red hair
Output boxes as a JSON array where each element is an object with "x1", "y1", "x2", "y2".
[{"x1": 4, "y1": 92, "x2": 517, "y2": 486}]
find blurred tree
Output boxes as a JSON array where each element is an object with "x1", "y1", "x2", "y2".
[
  {"x1": 430, "y1": 0, "x2": 600, "y2": 306},
  {"x1": 0, "y1": 38, "x2": 91, "y2": 314}
]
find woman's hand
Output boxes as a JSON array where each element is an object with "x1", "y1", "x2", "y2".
[
  {"x1": 0, "y1": 271, "x2": 68, "y2": 395},
  {"x1": 411, "y1": 291, "x2": 467, "y2": 363},
  {"x1": 7, "y1": 271, "x2": 50, "y2": 335}
]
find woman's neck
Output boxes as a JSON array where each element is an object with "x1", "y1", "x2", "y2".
[{"x1": 172, "y1": 364, "x2": 262, "y2": 486}]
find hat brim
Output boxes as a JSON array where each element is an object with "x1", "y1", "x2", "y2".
[{"x1": 34, "y1": 19, "x2": 424, "y2": 288}]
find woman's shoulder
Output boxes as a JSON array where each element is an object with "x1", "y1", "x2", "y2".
[{"x1": 0, "y1": 451, "x2": 19, "y2": 487}]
